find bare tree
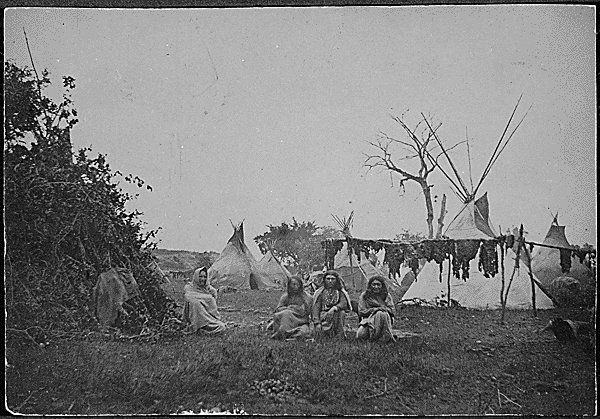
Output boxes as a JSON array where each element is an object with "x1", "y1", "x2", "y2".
[
  {"x1": 364, "y1": 113, "x2": 466, "y2": 239},
  {"x1": 365, "y1": 97, "x2": 531, "y2": 240}
]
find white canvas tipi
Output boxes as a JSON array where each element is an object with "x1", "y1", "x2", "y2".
[
  {"x1": 528, "y1": 218, "x2": 594, "y2": 303},
  {"x1": 400, "y1": 98, "x2": 551, "y2": 308},
  {"x1": 334, "y1": 242, "x2": 403, "y2": 299},
  {"x1": 530, "y1": 219, "x2": 594, "y2": 286},
  {"x1": 331, "y1": 212, "x2": 404, "y2": 299},
  {"x1": 257, "y1": 250, "x2": 291, "y2": 288},
  {"x1": 208, "y1": 222, "x2": 278, "y2": 290},
  {"x1": 402, "y1": 194, "x2": 554, "y2": 309}
]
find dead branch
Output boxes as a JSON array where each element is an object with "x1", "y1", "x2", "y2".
[
  {"x1": 364, "y1": 378, "x2": 388, "y2": 399},
  {"x1": 14, "y1": 388, "x2": 44, "y2": 412},
  {"x1": 364, "y1": 140, "x2": 420, "y2": 182},
  {"x1": 6, "y1": 327, "x2": 43, "y2": 349},
  {"x1": 377, "y1": 130, "x2": 418, "y2": 153},
  {"x1": 394, "y1": 395, "x2": 416, "y2": 413},
  {"x1": 23, "y1": 28, "x2": 51, "y2": 126},
  {"x1": 498, "y1": 390, "x2": 522, "y2": 408}
]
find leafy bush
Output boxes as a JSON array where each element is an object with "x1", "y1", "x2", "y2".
[
  {"x1": 4, "y1": 60, "x2": 180, "y2": 338},
  {"x1": 254, "y1": 220, "x2": 339, "y2": 273}
]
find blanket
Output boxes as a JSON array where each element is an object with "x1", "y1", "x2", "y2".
[{"x1": 183, "y1": 284, "x2": 225, "y2": 333}]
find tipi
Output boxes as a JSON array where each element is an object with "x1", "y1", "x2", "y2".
[
  {"x1": 528, "y1": 217, "x2": 594, "y2": 305},
  {"x1": 401, "y1": 98, "x2": 553, "y2": 309},
  {"x1": 208, "y1": 222, "x2": 278, "y2": 290},
  {"x1": 332, "y1": 213, "x2": 403, "y2": 299},
  {"x1": 402, "y1": 193, "x2": 554, "y2": 309},
  {"x1": 257, "y1": 249, "x2": 292, "y2": 287}
]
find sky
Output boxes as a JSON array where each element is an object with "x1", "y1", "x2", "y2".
[{"x1": 4, "y1": 6, "x2": 596, "y2": 256}]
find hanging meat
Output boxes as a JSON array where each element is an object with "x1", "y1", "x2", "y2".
[
  {"x1": 478, "y1": 239, "x2": 499, "y2": 278},
  {"x1": 452, "y1": 239, "x2": 481, "y2": 280},
  {"x1": 434, "y1": 240, "x2": 454, "y2": 282},
  {"x1": 371, "y1": 240, "x2": 384, "y2": 253},
  {"x1": 322, "y1": 239, "x2": 344, "y2": 270},
  {"x1": 560, "y1": 248, "x2": 572, "y2": 273},
  {"x1": 384, "y1": 244, "x2": 404, "y2": 281},
  {"x1": 572, "y1": 248, "x2": 588, "y2": 265},
  {"x1": 505, "y1": 234, "x2": 515, "y2": 250},
  {"x1": 415, "y1": 240, "x2": 434, "y2": 261},
  {"x1": 348, "y1": 237, "x2": 370, "y2": 264},
  {"x1": 404, "y1": 244, "x2": 420, "y2": 279}
]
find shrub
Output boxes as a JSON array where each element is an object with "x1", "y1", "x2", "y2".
[{"x1": 4, "y1": 60, "x2": 180, "y2": 338}]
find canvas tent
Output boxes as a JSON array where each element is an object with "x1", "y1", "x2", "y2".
[
  {"x1": 399, "y1": 100, "x2": 557, "y2": 309},
  {"x1": 257, "y1": 249, "x2": 292, "y2": 287},
  {"x1": 528, "y1": 218, "x2": 595, "y2": 304},
  {"x1": 402, "y1": 194, "x2": 555, "y2": 309},
  {"x1": 330, "y1": 212, "x2": 403, "y2": 298},
  {"x1": 393, "y1": 262, "x2": 426, "y2": 299},
  {"x1": 334, "y1": 242, "x2": 403, "y2": 299},
  {"x1": 208, "y1": 222, "x2": 279, "y2": 290}
]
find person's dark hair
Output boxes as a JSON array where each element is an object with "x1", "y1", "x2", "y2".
[
  {"x1": 365, "y1": 275, "x2": 388, "y2": 300},
  {"x1": 322, "y1": 270, "x2": 344, "y2": 291},
  {"x1": 287, "y1": 276, "x2": 304, "y2": 296},
  {"x1": 193, "y1": 266, "x2": 208, "y2": 283}
]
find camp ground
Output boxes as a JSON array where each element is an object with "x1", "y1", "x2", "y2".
[{"x1": 5, "y1": 7, "x2": 596, "y2": 417}]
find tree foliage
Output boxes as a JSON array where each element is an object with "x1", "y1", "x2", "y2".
[
  {"x1": 253, "y1": 219, "x2": 339, "y2": 273},
  {"x1": 4, "y1": 61, "x2": 179, "y2": 339},
  {"x1": 394, "y1": 229, "x2": 428, "y2": 243}
]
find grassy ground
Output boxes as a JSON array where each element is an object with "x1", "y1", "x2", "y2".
[{"x1": 6, "y1": 287, "x2": 596, "y2": 415}]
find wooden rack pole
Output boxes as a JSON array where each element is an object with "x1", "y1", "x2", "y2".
[{"x1": 447, "y1": 257, "x2": 451, "y2": 306}]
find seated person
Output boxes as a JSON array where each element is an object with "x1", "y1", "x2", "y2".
[
  {"x1": 183, "y1": 267, "x2": 226, "y2": 334},
  {"x1": 312, "y1": 270, "x2": 351, "y2": 338},
  {"x1": 356, "y1": 275, "x2": 396, "y2": 343},
  {"x1": 266, "y1": 276, "x2": 313, "y2": 340}
]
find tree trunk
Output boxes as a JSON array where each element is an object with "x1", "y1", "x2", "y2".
[
  {"x1": 436, "y1": 194, "x2": 447, "y2": 238},
  {"x1": 419, "y1": 180, "x2": 435, "y2": 239}
]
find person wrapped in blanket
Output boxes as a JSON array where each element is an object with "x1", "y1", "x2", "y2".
[
  {"x1": 312, "y1": 270, "x2": 352, "y2": 339},
  {"x1": 183, "y1": 267, "x2": 226, "y2": 334},
  {"x1": 356, "y1": 275, "x2": 396, "y2": 343},
  {"x1": 266, "y1": 276, "x2": 313, "y2": 340}
]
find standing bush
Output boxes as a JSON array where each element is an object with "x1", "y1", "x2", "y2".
[{"x1": 4, "y1": 60, "x2": 179, "y2": 338}]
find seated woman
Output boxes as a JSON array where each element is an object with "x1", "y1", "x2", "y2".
[
  {"x1": 356, "y1": 275, "x2": 396, "y2": 343},
  {"x1": 312, "y1": 270, "x2": 351, "y2": 338},
  {"x1": 183, "y1": 267, "x2": 226, "y2": 334},
  {"x1": 267, "y1": 276, "x2": 313, "y2": 340}
]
